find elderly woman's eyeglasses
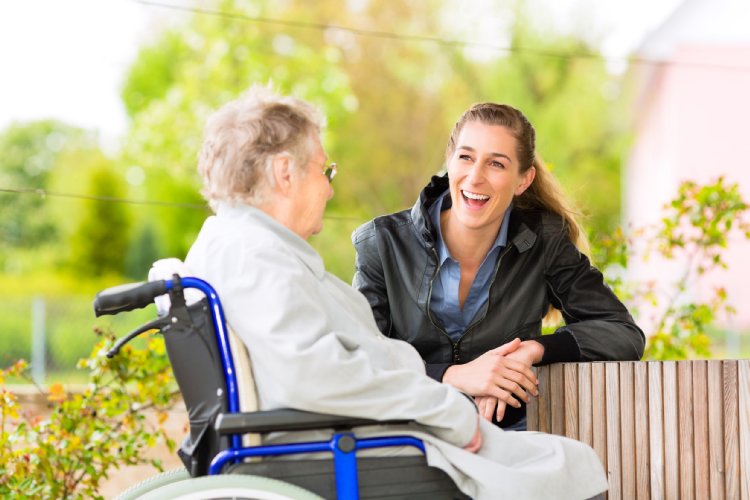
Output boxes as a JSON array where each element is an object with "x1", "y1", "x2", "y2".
[{"x1": 322, "y1": 163, "x2": 337, "y2": 183}]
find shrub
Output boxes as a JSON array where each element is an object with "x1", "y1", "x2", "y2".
[
  {"x1": 0, "y1": 329, "x2": 180, "y2": 499},
  {"x1": 594, "y1": 177, "x2": 750, "y2": 360}
]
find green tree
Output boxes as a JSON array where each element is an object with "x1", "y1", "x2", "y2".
[
  {"x1": 0, "y1": 122, "x2": 97, "y2": 267},
  {"x1": 68, "y1": 167, "x2": 131, "y2": 277},
  {"x1": 119, "y1": 0, "x2": 356, "y2": 264},
  {"x1": 125, "y1": 223, "x2": 161, "y2": 280}
]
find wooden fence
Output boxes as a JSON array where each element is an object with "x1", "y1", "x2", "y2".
[{"x1": 527, "y1": 360, "x2": 750, "y2": 499}]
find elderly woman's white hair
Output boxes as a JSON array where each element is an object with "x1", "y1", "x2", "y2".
[{"x1": 198, "y1": 84, "x2": 324, "y2": 210}]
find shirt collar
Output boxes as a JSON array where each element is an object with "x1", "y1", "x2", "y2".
[{"x1": 429, "y1": 190, "x2": 513, "y2": 264}]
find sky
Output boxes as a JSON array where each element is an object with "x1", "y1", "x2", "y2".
[{"x1": 0, "y1": 0, "x2": 685, "y2": 148}]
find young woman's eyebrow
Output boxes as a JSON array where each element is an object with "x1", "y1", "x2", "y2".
[{"x1": 457, "y1": 145, "x2": 511, "y2": 162}]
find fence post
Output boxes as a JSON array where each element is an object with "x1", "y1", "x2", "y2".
[{"x1": 31, "y1": 296, "x2": 46, "y2": 384}]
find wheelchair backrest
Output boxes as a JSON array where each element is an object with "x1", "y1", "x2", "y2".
[{"x1": 149, "y1": 259, "x2": 260, "y2": 476}]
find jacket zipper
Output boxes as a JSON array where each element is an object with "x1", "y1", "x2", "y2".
[
  {"x1": 426, "y1": 247, "x2": 460, "y2": 361},
  {"x1": 427, "y1": 244, "x2": 514, "y2": 363}
]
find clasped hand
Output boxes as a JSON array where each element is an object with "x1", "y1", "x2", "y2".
[{"x1": 443, "y1": 338, "x2": 543, "y2": 422}]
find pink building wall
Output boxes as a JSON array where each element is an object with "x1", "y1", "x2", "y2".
[{"x1": 625, "y1": 43, "x2": 750, "y2": 335}]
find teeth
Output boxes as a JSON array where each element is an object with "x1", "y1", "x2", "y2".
[{"x1": 462, "y1": 190, "x2": 489, "y2": 201}]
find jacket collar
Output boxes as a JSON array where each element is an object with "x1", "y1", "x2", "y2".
[
  {"x1": 411, "y1": 173, "x2": 536, "y2": 253},
  {"x1": 507, "y1": 210, "x2": 537, "y2": 254},
  {"x1": 411, "y1": 174, "x2": 450, "y2": 246}
]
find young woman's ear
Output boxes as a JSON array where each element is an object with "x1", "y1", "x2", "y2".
[
  {"x1": 272, "y1": 154, "x2": 294, "y2": 195},
  {"x1": 515, "y1": 166, "x2": 536, "y2": 196}
]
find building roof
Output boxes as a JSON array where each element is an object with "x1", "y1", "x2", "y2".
[{"x1": 638, "y1": 0, "x2": 750, "y2": 58}]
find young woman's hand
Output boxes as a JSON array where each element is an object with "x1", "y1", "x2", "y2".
[
  {"x1": 442, "y1": 338, "x2": 538, "y2": 406},
  {"x1": 505, "y1": 339, "x2": 544, "y2": 367},
  {"x1": 475, "y1": 395, "x2": 506, "y2": 422}
]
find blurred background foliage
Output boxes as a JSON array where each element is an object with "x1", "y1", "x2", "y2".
[
  {"x1": 0, "y1": 0, "x2": 673, "y2": 374},
  {"x1": 2, "y1": 0, "x2": 628, "y2": 281}
]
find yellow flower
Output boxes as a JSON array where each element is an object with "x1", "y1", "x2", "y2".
[{"x1": 47, "y1": 383, "x2": 67, "y2": 403}]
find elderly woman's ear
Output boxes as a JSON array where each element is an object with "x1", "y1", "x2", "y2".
[{"x1": 272, "y1": 154, "x2": 294, "y2": 195}]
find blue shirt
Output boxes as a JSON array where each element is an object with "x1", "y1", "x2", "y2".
[{"x1": 428, "y1": 191, "x2": 512, "y2": 342}]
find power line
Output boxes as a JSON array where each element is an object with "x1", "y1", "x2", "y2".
[
  {"x1": 0, "y1": 187, "x2": 365, "y2": 221},
  {"x1": 133, "y1": 0, "x2": 750, "y2": 74},
  {"x1": 0, "y1": 187, "x2": 207, "y2": 209}
]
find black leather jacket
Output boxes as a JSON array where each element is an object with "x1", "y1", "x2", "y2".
[{"x1": 353, "y1": 175, "x2": 644, "y2": 382}]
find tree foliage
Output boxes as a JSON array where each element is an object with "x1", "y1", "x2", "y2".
[
  {"x1": 0, "y1": 122, "x2": 97, "y2": 258},
  {"x1": 114, "y1": 0, "x2": 629, "y2": 278},
  {"x1": 68, "y1": 167, "x2": 132, "y2": 277},
  {"x1": 119, "y1": 0, "x2": 357, "y2": 264}
]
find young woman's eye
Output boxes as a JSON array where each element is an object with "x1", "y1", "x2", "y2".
[{"x1": 458, "y1": 154, "x2": 472, "y2": 162}]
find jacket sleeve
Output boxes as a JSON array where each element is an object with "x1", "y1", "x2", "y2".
[
  {"x1": 351, "y1": 221, "x2": 393, "y2": 336},
  {"x1": 219, "y1": 243, "x2": 478, "y2": 448},
  {"x1": 541, "y1": 216, "x2": 645, "y2": 363}
]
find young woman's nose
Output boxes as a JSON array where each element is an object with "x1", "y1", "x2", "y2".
[{"x1": 466, "y1": 160, "x2": 483, "y2": 183}]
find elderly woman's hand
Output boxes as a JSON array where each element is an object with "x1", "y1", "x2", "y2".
[{"x1": 462, "y1": 415, "x2": 483, "y2": 453}]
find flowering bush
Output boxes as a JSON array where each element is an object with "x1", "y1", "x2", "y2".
[
  {"x1": 594, "y1": 177, "x2": 750, "y2": 360},
  {"x1": 0, "y1": 329, "x2": 180, "y2": 499}
]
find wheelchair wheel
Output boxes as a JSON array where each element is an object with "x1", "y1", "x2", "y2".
[
  {"x1": 115, "y1": 467, "x2": 190, "y2": 500},
  {"x1": 136, "y1": 474, "x2": 324, "y2": 500}
]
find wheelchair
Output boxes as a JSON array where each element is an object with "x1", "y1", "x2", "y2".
[{"x1": 94, "y1": 273, "x2": 469, "y2": 500}]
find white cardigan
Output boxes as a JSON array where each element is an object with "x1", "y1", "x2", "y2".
[{"x1": 185, "y1": 203, "x2": 607, "y2": 499}]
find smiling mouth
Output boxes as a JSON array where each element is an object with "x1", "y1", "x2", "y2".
[{"x1": 461, "y1": 189, "x2": 490, "y2": 208}]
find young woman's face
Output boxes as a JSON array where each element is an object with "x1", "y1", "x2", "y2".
[{"x1": 446, "y1": 121, "x2": 534, "y2": 233}]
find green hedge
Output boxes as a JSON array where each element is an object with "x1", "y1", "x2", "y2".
[{"x1": 0, "y1": 294, "x2": 156, "y2": 375}]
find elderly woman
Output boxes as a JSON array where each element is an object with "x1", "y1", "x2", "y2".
[
  {"x1": 184, "y1": 86, "x2": 607, "y2": 499},
  {"x1": 352, "y1": 103, "x2": 644, "y2": 430}
]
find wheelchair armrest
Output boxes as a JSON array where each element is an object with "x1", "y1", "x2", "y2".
[{"x1": 215, "y1": 409, "x2": 413, "y2": 435}]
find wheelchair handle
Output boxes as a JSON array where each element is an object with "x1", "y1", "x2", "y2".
[{"x1": 93, "y1": 280, "x2": 169, "y2": 317}]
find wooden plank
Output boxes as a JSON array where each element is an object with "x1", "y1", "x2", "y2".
[
  {"x1": 648, "y1": 362, "x2": 664, "y2": 500},
  {"x1": 538, "y1": 365, "x2": 552, "y2": 434},
  {"x1": 619, "y1": 362, "x2": 636, "y2": 500},
  {"x1": 663, "y1": 361, "x2": 679, "y2": 500},
  {"x1": 677, "y1": 361, "x2": 694, "y2": 500},
  {"x1": 634, "y1": 362, "x2": 650, "y2": 500},
  {"x1": 592, "y1": 363, "x2": 608, "y2": 476},
  {"x1": 724, "y1": 361, "x2": 740, "y2": 500},
  {"x1": 579, "y1": 363, "x2": 594, "y2": 447},
  {"x1": 606, "y1": 363, "x2": 622, "y2": 499},
  {"x1": 564, "y1": 363, "x2": 578, "y2": 440},
  {"x1": 707, "y1": 361, "x2": 725, "y2": 500},
  {"x1": 550, "y1": 363, "x2": 565, "y2": 436},
  {"x1": 527, "y1": 366, "x2": 539, "y2": 432},
  {"x1": 692, "y1": 361, "x2": 709, "y2": 500},
  {"x1": 738, "y1": 360, "x2": 750, "y2": 500}
]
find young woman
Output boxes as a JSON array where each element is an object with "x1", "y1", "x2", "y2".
[{"x1": 353, "y1": 103, "x2": 644, "y2": 429}]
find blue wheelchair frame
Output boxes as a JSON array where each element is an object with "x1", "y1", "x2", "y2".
[{"x1": 102, "y1": 276, "x2": 428, "y2": 500}]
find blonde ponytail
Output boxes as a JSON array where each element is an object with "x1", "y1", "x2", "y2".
[{"x1": 516, "y1": 155, "x2": 590, "y2": 257}]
